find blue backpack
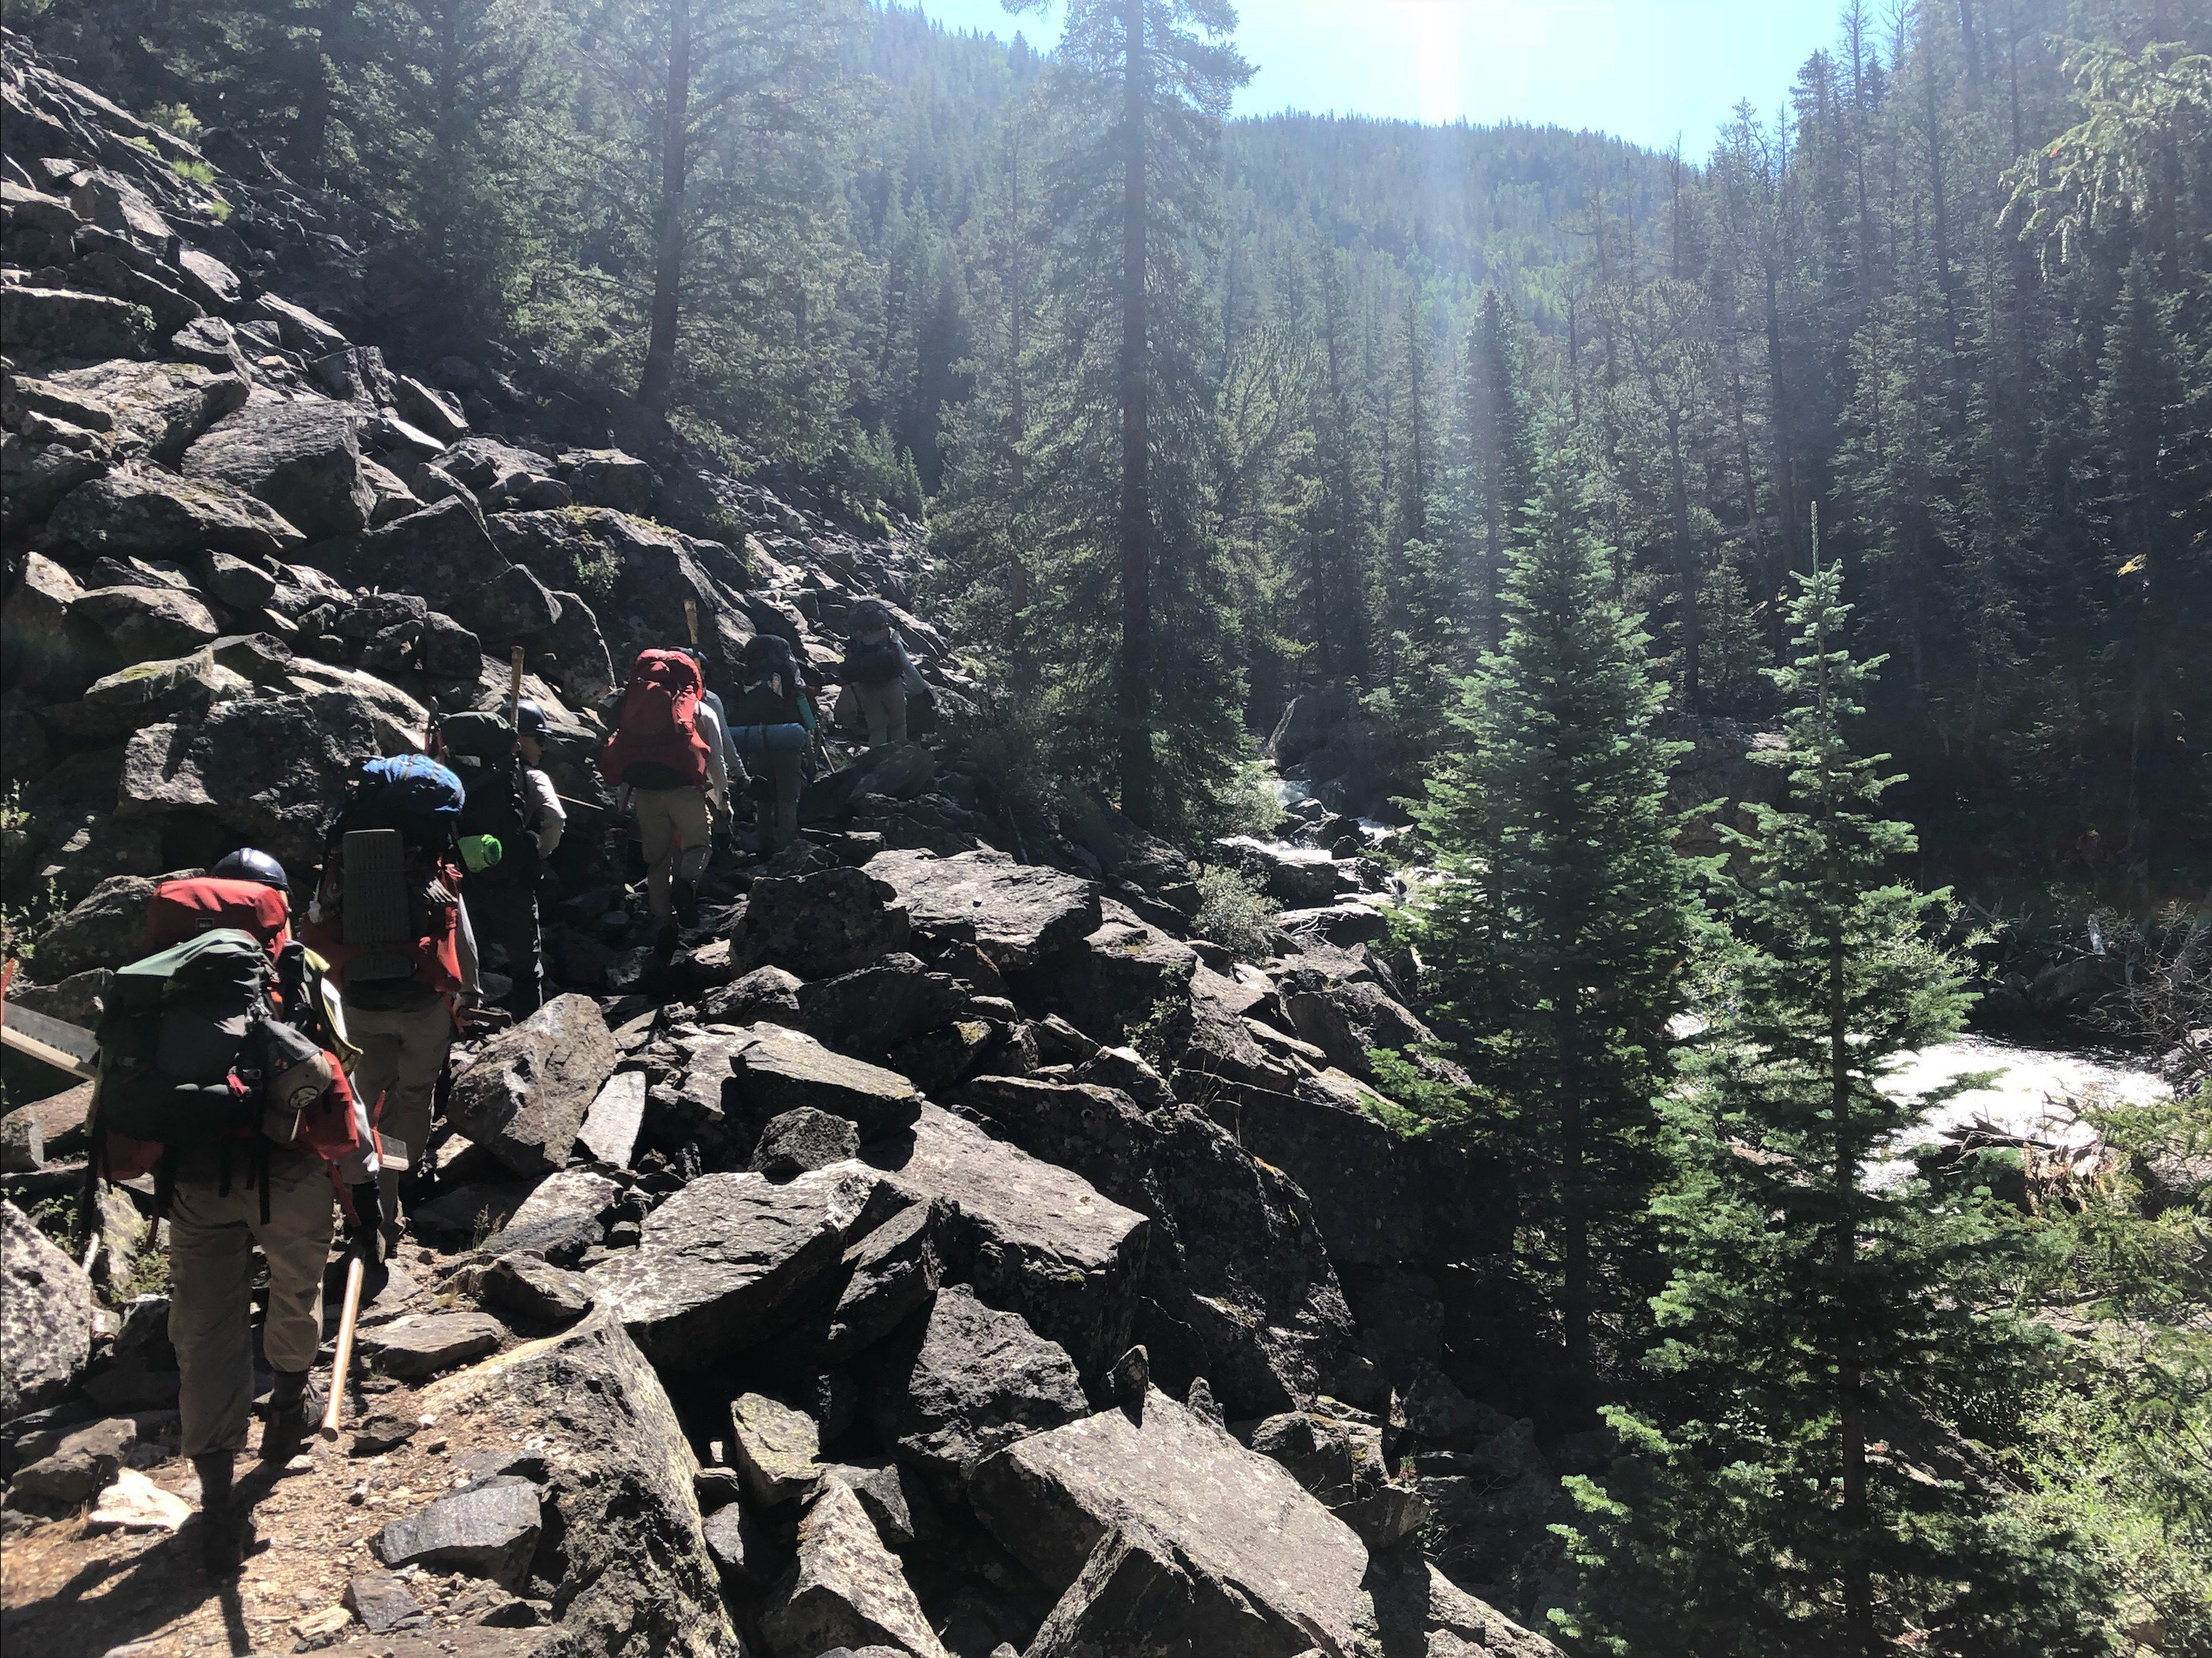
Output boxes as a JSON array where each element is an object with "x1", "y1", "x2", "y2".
[{"x1": 338, "y1": 755, "x2": 464, "y2": 852}]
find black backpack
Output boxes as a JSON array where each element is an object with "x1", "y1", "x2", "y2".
[
  {"x1": 736, "y1": 634, "x2": 801, "y2": 727},
  {"x1": 843, "y1": 600, "x2": 903, "y2": 685},
  {"x1": 439, "y1": 712, "x2": 537, "y2": 884}
]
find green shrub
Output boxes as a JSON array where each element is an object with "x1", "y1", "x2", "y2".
[{"x1": 1191, "y1": 864, "x2": 1280, "y2": 959}]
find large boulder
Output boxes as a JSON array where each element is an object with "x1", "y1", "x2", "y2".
[
  {"x1": 1014, "y1": 914, "x2": 1199, "y2": 1047},
  {"x1": 798, "y1": 953, "x2": 970, "y2": 1056},
  {"x1": 738, "y1": 865, "x2": 911, "y2": 979},
  {"x1": 960, "y1": 1077, "x2": 1352, "y2": 1417},
  {"x1": 115, "y1": 690, "x2": 385, "y2": 872},
  {"x1": 1365, "y1": 1549, "x2": 1566, "y2": 1658},
  {"x1": 866, "y1": 1104, "x2": 1148, "y2": 1377},
  {"x1": 484, "y1": 506, "x2": 734, "y2": 678},
  {"x1": 46, "y1": 461, "x2": 304, "y2": 559},
  {"x1": 1, "y1": 436, "x2": 107, "y2": 532},
  {"x1": 760, "y1": 1479, "x2": 952, "y2": 1658},
  {"x1": 69, "y1": 582, "x2": 220, "y2": 660},
  {"x1": 0, "y1": 551, "x2": 99, "y2": 694},
  {"x1": 1196, "y1": 1079, "x2": 1513, "y2": 1272},
  {"x1": 1213, "y1": 836, "x2": 1344, "y2": 908},
  {"x1": 770, "y1": 1200, "x2": 943, "y2": 1369},
  {"x1": 585, "y1": 1163, "x2": 888, "y2": 1368},
  {"x1": 50, "y1": 648, "x2": 253, "y2": 744},
  {"x1": 729, "y1": 1390, "x2": 823, "y2": 1506},
  {"x1": 25, "y1": 875, "x2": 158, "y2": 980},
  {"x1": 6, "y1": 360, "x2": 248, "y2": 463},
  {"x1": 870, "y1": 1284, "x2": 1089, "y2": 1494},
  {"x1": 864, "y1": 847, "x2": 1102, "y2": 970},
  {"x1": 970, "y1": 1388, "x2": 1372, "y2": 1658},
  {"x1": 310, "y1": 496, "x2": 506, "y2": 612},
  {"x1": 181, "y1": 395, "x2": 373, "y2": 538},
  {"x1": 0, "y1": 285, "x2": 153, "y2": 360},
  {"x1": 1246, "y1": 1407, "x2": 1427, "y2": 1550},
  {"x1": 446, "y1": 995, "x2": 618, "y2": 1178},
  {"x1": 729, "y1": 1023, "x2": 922, "y2": 1142},
  {"x1": 410, "y1": 1310, "x2": 738, "y2": 1655},
  {"x1": 0, "y1": 1199, "x2": 96, "y2": 1417}
]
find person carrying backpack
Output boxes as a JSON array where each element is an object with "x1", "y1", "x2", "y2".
[
  {"x1": 142, "y1": 849, "x2": 294, "y2": 956},
  {"x1": 601, "y1": 648, "x2": 730, "y2": 944},
  {"x1": 840, "y1": 597, "x2": 927, "y2": 750},
  {"x1": 91, "y1": 922, "x2": 374, "y2": 1572},
  {"x1": 728, "y1": 632, "x2": 817, "y2": 854},
  {"x1": 301, "y1": 754, "x2": 481, "y2": 1246},
  {"x1": 435, "y1": 701, "x2": 565, "y2": 1017}
]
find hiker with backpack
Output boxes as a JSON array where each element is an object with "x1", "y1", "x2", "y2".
[
  {"x1": 728, "y1": 631, "x2": 819, "y2": 854},
  {"x1": 840, "y1": 597, "x2": 928, "y2": 750},
  {"x1": 142, "y1": 848, "x2": 294, "y2": 955},
  {"x1": 601, "y1": 647, "x2": 730, "y2": 944},
  {"x1": 301, "y1": 753, "x2": 481, "y2": 1247},
  {"x1": 92, "y1": 917, "x2": 374, "y2": 1572},
  {"x1": 434, "y1": 699, "x2": 565, "y2": 1017}
]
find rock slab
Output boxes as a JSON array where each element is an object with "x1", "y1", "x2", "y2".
[
  {"x1": 447, "y1": 994, "x2": 618, "y2": 1178},
  {"x1": 969, "y1": 1389, "x2": 1371, "y2": 1658},
  {"x1": 0, "y1": 1199, "x2": 94, "y2": 1418},
  {"x1": 375, "y1": 1475, "x2": 542, "y2": 1589},
  {"x1": 585, "y1": 1164, "x2": 885, "y2": 1368},
  {"x1": 761, "y1": 1480, "x2": 952, "y2": 1658}
]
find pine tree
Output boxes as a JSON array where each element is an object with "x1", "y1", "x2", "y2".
[
  {"x1": 1407, "y1": 441, "x2": 1692, "y2": 1416},
  {"x1": 1560, "y1": 554, "x2": 2109, "y2": 1658},
  {"x1": 995, "y1": 0, "x2": 1252, "y2": 833},
  {"x1": 1465, "y1": 288, "x2": 1534, "y2": 651}
]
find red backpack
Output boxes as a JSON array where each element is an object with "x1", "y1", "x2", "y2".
[
  {"x1": 142, "y1": 877, "x2": 291, "y2": 955},
  {"x1": 602, "y1": 648, "x2": 711, "y2": 790}
]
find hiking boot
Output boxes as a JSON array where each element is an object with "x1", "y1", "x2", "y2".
[
  {"x1": 192, "y1": 1452, "x2": 252, "y2": 1575},
  {"x1": 654, "y1": 920, "x2": 681, "y2": 956},
  {"x1": 674, "y1": 881, "x2": 701, "y2": 926},
  {"x1": 259, "y1": 1368, "x2": 323, "y2": 1463}
]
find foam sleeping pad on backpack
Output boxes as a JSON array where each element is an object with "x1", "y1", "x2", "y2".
[
  {"x1": 341, "y1": 829, "x2": 416, "y2": 981},
  {"x1": 729, "y1": 721, "x2": 810, "y2": 755}
]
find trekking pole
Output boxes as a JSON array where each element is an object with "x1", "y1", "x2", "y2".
[{"x1": 320, "y1": 1250, "x2": 366, "y2": 1441}]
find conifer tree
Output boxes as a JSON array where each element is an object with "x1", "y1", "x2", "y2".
[
  {"x1": 994, "y1": 0, "x2": 1252, "y2": 833},
  {"x1": 1560, "y1": 554, "x2": 2109, "y2": 1658},
  {"x1": 1407, "y1": 441, "x2": 1691, "y2": 1415},
  {"x1": 1465, "y1": 288, "x2": 1535, "y2": 650}
]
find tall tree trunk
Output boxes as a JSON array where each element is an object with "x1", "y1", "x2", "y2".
[
  {"x1": 638, "y1": 0, "x2": 693, "y2": 413},
  {"x1": 1116, "y1": 0, "x2": 1154, "y2": 826},
  {"x1": 1816, "y1": 612, "x2": 1873, "y2": 1655},
  {"x1": 286, "y1": 0, "x2": 355, "y2": 181},
  {"x1": 1007, "y1": 133, "x2": 1029, "y2": 612}
]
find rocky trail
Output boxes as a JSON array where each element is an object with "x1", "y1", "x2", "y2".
[{"x1": 0, "y1": 33, "x2": 1573, "y2": 1658}]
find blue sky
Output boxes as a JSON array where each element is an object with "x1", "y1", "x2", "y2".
[{"x1": 900, "y1": 1, "x2": 1843, "y2": 153}]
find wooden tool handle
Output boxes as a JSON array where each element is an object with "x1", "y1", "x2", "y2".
[
  {"x1": 684, "y1": 598, "x2": 700, "y2": 647},
  {"x1": 506, "y1": 645, "x2": 526, "y2": 729},
  {"x1": 320, "y1": 1253, "x2": 366, "y2": 1441}
]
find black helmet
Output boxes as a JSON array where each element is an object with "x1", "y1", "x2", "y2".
[
  {"x1": 212, "y1": 847, "x2": 290, "y2": 892},
  {"x1": 848, "y1": 598, "x2": 893, "y2": 637},
  {"x1": 514, "y1": 699, "x2": 551, "y2": 739}
]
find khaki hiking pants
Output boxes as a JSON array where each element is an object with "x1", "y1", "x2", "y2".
[
  {"x1": 167, "y1": 1147, "x2": 335, "y2": 1457},
  {"x1": 852, "y1": 678, "x2": 907, "y2": 749},
  {"x1": 634, "y1": 786, "x2": 711, "y2": 920},
  {"x1": 344, "y1": 993, "x2": 456, "y2": 1235}
]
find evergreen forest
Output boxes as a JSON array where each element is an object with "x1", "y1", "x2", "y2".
[{"x1": 7, "y1": 0, "x2": 2211, "y2": 1651}]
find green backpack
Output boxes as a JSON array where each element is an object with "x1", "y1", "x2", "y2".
[{"x1": 94, "y1": 929, "x2": 273, "y2": 1147}]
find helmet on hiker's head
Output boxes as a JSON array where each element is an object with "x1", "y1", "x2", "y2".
[
  {"x1": 848, "y1": 598, "x2": 893, "y2": 638},
  {"x1": 211, "y1": 847, "x2": 289, "y2": 892},
  {"x1": 514, "y1": 699, "x2": 551, "y2": 740}
]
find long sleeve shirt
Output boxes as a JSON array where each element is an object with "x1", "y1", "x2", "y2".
[
  {"x1": 523, "y1": 766, "x2": 566, "y2": 857},
  {"x1": 691, "y1": 699, "x2": 733, "y2": 809}
]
